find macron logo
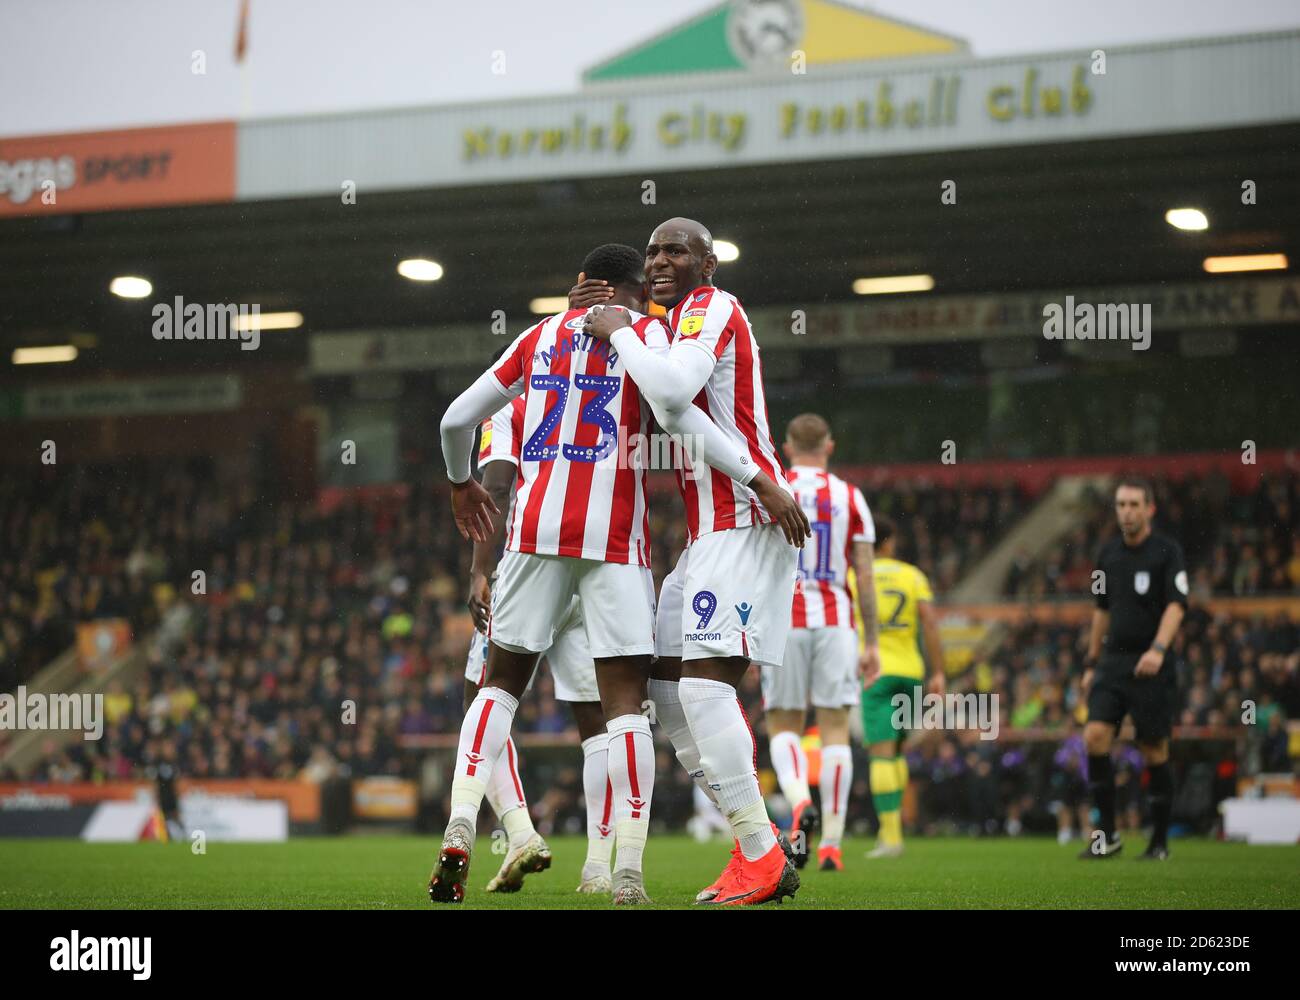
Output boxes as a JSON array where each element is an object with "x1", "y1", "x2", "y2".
[{"x1": 50, "y1": 931, "x2": 151, "y2": 981}]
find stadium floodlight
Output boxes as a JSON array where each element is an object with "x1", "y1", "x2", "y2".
[
  {"x1": 530, "y1": 296, "x2": 570, "y2": 314},
  {"x1": 853, "y1": 274, "x2": 935, "y2": 295},
  {"x1": 233, "y1": 311, "x2": 304, "y2": 332},
  {"x1": 109, "y1": 275, "x2": 153, "y2": 298},
  {"x1": 398, "y1": 258, "x2": 444, "y2": 282},
  {"x1": 1202, "y1": 253, "x2": 1288, "y2": 273},
  {"x1": 714, "y1": 240, "x2": 740, "y2": 262},
  {"x1": 13, "y1": 345, "x2": 78, "y2": 365},
  {"x1": 1165, "y1": 207, "x2": 1209, "y2": 231}
]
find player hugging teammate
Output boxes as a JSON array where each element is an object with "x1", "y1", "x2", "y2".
[{"x1": 431, "y1": 224, "x2": 811, "y2": 906}]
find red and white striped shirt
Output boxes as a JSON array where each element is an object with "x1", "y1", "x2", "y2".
[
  {"x1": 787, "y1": 465, "x2": 875, "y2": 628},
  {"x1": 476, "y1": 396, "x2": 524, "y2": 541},
  {"x1": 490, "y1": 308, "x2": 671, "y2": 566},
  {"x1": 477, "y1": 396, "x2": 525, "y2": 471},
  {"x1": 668, "y1": 286, "x2": 786, "y2": 541}
]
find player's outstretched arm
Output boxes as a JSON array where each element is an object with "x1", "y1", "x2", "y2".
[
  {"x1": 584, "y1": 306, "x2": 713, "y2": 412},
  {"x1": 440, "y1": 371, "x2": 517, "y2": 541},
  {"x1": 440, "y1": 370, "x2": 519, "y2": 482},
  {"x1": 643, "y1": 392, "x2": 809, "y2": 547}
]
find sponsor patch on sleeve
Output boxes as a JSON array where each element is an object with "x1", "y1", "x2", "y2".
[
  {"x1": 479, "y1": 421, "x2": 493, "y2": 453},
  {"x1": 679, "y1": 308, "x2": 708, "y2": 338}
]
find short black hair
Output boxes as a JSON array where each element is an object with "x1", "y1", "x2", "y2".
[
  {"x1": 873, "y1": 514, "x2": 896, "y2": 546},
  {"x1": 581, "y1": 243, "x2": 644, "y2": 289},
  {"x1": 1115, "y1": 476, "x2": 1154, "y2": 504}
]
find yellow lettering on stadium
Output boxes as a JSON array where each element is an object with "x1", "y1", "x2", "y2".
[
  {"x1": 779, "y1": 76, "x2": 959, "y2": 138},
  {"x1": 985, "y1": 65, "x2": 1091, "y2": 122},
  {"x1": 656, "y1": 107, "x2": 746, "y2": 151},
  {"x1": 780, "y1": 103, "x2": 799, "y2": 138},
  {"x1": 462, "y1": 129, "x2": 491, "y2": 160},
  {"x1": 658, "y1": 112, "x2": 685, "y2": 147},
  {"x1": 987, "y1": 86, "x2": 1015, "y2": 121},
  {"x1": 461, "y1": 105, "x2": 632, "y2": 162}
]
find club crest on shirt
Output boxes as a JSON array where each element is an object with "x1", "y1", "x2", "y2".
[
  {"x1": 679, "y1": 308, "x2": 707, "y2": 338},
  {"x1": 1134, "y1": 571, "x2": 1150, "y2": 595}
]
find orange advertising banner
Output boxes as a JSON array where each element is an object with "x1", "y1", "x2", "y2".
[
  {"x1": 0, "y1": 121, "x2": 236, "y2": 217},
  {"x1": 0, "y1": 779, "x2": 321, "y2": 822},
  {"x1": 352, "y1": 777, "x2": 418, "y2": 820}
]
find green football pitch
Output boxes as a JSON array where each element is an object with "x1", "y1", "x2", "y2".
[{"x1": 0, "y1": 836, "x2": 1296, "y2": 910}]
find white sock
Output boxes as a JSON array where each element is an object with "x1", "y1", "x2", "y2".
[
  {"x1": 606, "y1": 714, "x2": 654, "y2": 874},
  {"x1": 680, "y1": 677, "x2": 775, "y2": 861},
  {"x1": 449, "y1": 686, "x2": 519, "y2": 828},
  {"x1": 769, "y1": 729, "x2": 812, "y2": 808},
  {"x1": 648, "y1": 677, "x2": 720, "y2": 807},
  {"x1": 581, "y1": 733, "x2": 613, "y2": 873},
  {"x1": 485, "y1": 737, "x2": 534, "y2": 848},
  {"x1": 820, "y1": 743, "x2": 853, "y2": 848}
]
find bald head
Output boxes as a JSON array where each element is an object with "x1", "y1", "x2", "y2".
[
  {"x1": 645, "y1": 217, "x2": 718, "y2": 307},
  {"x1": 653, "y1": 217, "x2": 713, "y2": 255}
]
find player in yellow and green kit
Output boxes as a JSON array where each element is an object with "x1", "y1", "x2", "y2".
[{"x1": 860, "y1": 515, "x2": 946, "y2": 858}]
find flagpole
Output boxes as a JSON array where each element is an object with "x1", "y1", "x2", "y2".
[{"x1": 235, "y1": 0, "x2": 251, "y2": 119}]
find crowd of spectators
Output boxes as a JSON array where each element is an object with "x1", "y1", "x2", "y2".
[
  {"x1": 4, "y1": 458, "x2": 1296, "y2": 843},
  {"x1": 886, "y1": 602, "x2": 1299, "y2": 837},
  {"x1": 1005, "y1": 471, "x2": 1300, "y2": 599},
  {"x1": 3, "y1": 461, "x2": 1028, "y2": 784},
  {"x1": 857, "y1": 477, "x2": 1027, "y2": 593}
]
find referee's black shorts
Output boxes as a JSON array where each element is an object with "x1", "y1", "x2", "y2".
[{"x1": 1087, "y1": 652, "x2": 1176, "y2": 744}]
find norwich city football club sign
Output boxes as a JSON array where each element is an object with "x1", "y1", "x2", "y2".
[
  {"x1": 583, "y1": 0, "x2": 967, "y2": 82},
  {"x1": 227, "y1": 26, "x2": 1300, "y2": 201}
]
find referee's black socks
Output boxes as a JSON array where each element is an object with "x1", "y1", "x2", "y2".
[
  {"x1": 1146, "y1": 761, "x2": 1173, "y2": 848},
  {"x1": 1087, "y1": 754, "x2": 1117, "y2": 842}
]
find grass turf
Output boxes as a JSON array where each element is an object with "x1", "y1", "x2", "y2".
[{"x1": 0, "y1": 835, "x2": 1296, "y2": 910}]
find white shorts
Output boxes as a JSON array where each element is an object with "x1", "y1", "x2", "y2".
[
  {"x1": 465, "y1": 596, "x2": 600, "y2": 703},
  {"x1": 655, "y1": 523, "x2": 798, "y2": 667},
  {"x1": 760, "y1": 626, "x2": 860, "y2": 710},
  {"x1": 490, "y1": 550, "x2": 656, "y2": 659}
]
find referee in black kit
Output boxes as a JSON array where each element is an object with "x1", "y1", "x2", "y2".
[{"x1": 1080, "y1": 477, "x2": 1188, "y2": 861}]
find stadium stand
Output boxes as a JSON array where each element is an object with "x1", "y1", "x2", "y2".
[
  {"x1": 1005, "y1": 471, "x2": 1300, "y2": 598},
  {"x1": 5, "y1": 455, "x2": 1294, "y2": 845}
]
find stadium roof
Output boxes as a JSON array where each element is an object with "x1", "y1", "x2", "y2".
[{"x1": 2, "y1": 29, "x2": 1298, "y2": 374}]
